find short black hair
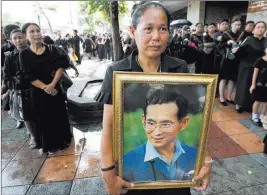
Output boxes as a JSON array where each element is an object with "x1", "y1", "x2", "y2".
[
  {"x1": 3, "y1": 24, "x2": 20, "y2": 40},
  {"x1": 208, "y1": 23, "x2": 216, "y2": 27},
  {"x1": 246, "y1": 21, "x2": 255, "y2": 25},
  {"x1": 195, "y1": 22, "x2": 203, "y2": 27},
  {"x1": 10, "y1": 29, "x2": 23, "y2": 38},
  {"x1": 42, "y1": 35, "x2": 54, "y2": 45},
  {"x1": 131, "y1": 2, "x2": 171, "y2": 31},
  {"x1": 73, "y1": 30, "x2": 78, "y2": 33},
  {"x1": 22, "y1": 23, "x2": 40, "y2": 34},
  {"x1": 231, "y1": 15, "x2": 241, "y2": 24},
  {"x1": 220, "y1": 19, "x2": 229, "y2": 24},
  {"x1": 255, "y1": 21, "x2": 267, "y2": 29},
  {"x1": 143, "y1": 89, "x2": 188, "y2": 121}
]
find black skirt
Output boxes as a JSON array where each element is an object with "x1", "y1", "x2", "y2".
[
  {"x1": 235, "y1": 67, "x2": 254, "y2": 111},
  {"x1": 31, "y1": 87, "x2": 72, "y2": 153},
  {"x1": 252, "y1": 86, "x2": 267, "y2": 102},
  {"x1": 219, "y1": 58, "x2": 239, "y2": 81}
]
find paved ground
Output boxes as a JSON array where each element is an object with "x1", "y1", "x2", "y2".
[{"x1": 1, "y1": 57, "x2": 267, "y2": 195}]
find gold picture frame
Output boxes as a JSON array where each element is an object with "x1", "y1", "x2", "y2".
[{"x1": 113, "y1": 72, "x2": 218, "y2": 190}]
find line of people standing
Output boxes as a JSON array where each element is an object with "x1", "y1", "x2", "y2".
[{"x1": 1, "y1": 23, "x2": 73, "y2": 154}]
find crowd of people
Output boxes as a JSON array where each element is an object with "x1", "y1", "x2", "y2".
[
  {"x1": 1, "y1": 1, "x2": 267, "y2": 194},
  {"x1": 167, "y1": 17, "x2": 267, "y2": 128}
]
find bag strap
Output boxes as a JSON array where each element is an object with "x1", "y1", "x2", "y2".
[{"x1": 224, "y1": 31, "x2": 235, "y2": 41}]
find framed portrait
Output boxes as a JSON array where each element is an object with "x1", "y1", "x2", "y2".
[{"x1": 113, "y1": 72, "x2": 218, "y2": 190}]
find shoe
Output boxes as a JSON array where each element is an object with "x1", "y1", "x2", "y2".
[
  {"x1": 29, "y1": 137, "x2": 37, "y2": 149},
  {"x1": 16, "y1": 121, "x2": 23, "y2": 129},
  {"x1": 236, "y1": 107, "x2": 244, "y2": 113},
  {"x1": 252, "y1": 118, "x2": 262, "y2": 127},
  {"x1": 226, "y1": 99, "x2": 235, "y2": 105},
  {"x1": 220, "y1": 101, "x2": 227, "y2": 106},
  {"x1": 38, "y1": 148, "x2": 47, "y2": 155}
]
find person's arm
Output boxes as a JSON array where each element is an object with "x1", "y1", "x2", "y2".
[
  {"x1": 70, "y1": 62, "x2": 79, "y2": 77},
  {"x1": 250, "y1": 68, "x2": 259, "y2": 94}
]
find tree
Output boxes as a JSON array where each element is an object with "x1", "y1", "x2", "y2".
[
  {"x1": 36, "y1": 2, "x2": 57, "y2": 34},
  {"x1": 79, "y1": 1, "x2": 128, "y2": 61},
  {"x1": 110, "y1": 1, "x2": 123, "y2": 61}
]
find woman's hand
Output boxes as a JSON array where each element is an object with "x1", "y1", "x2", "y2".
[
  {"x1": 43, "y1": 84, "x2": 57, "y2": 96},
  {"x1": 193, "y1": 156, "x2": 212, "y2": 191},
  {"x1": 103, "y1": 169, "x2": 134, "y2": 195},
  {"x1": 227, "y1": 40, "x2": 236, "y2": 45},
  {"x1": 232, "y1": 47, "x2": 239, "y2": 54},
  {"x1": 250, "y1": 85, "x2": 256, "y2": 94}
]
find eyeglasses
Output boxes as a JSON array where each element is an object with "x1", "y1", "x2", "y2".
[{"x1": 143, "y1": 120, "x2": 179, "y2": 133}]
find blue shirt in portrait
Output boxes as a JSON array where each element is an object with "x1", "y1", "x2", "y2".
[{"x1": 123, "y1": 139, "x2": 198, "y2": 182}]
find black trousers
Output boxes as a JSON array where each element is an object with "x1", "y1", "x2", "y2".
[
  {"x1": 105, "y1": 46, "x2": 111, "y2": 60},
  {"x1": 125, "y1": 188, "x2": 191, "y2": 195},
  {"x1": 74, "y1": 49, "x2": 81, "y2": 64}
]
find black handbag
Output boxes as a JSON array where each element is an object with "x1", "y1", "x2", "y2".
[{"x1": 48, "y1": 45, "x2": 73, "y2": 93}]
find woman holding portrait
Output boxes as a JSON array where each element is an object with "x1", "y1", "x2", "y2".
[{"x1": 94, "y1": 2, "x2": 212, "y2": 195}]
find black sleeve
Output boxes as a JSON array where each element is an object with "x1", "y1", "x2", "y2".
[
  {"x1": 219, "y1": 33, "x2": 230, "y2": 49},
  {"x1": 3, "y1": 54, "x2": 11, "y2": 86},
  {"x1": 94, "y1": 66, "x2": 113, "y2": 104},
  {"x1": 52, "y1": 46, "x2": 71, "y2": 69},
  {"x1": 253, "y1": 58, "x2": 262, "y2": 69},
  {"x1": 19, "y1": 51, "x2": 38, "y2": 82},
  {"x1": 1, "y1": 46, "x2": 6, "y2": 67}
]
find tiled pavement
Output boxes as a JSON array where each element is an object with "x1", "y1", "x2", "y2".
[{"x1": 1, "y1": 99, "x2": 267, "y2": 195}]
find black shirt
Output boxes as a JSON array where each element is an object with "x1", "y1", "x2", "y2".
[
  {"x1": 241, "y1": 31, "x2": 253, "y2": 42},
  {"x1": 94, "y1": 49, "x2": 192, "y2": 195},
  {"x1": 94, "y1": 49, "x2": 189, "y2": 105},
  {"x1": 3, "y1": 48, "x2": 30, "y2": 90},
  {"x1": 254, "y1": 57, "x2": 267, "y2": 85}
]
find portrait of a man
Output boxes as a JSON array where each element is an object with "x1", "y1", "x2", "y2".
[{"x1": 123, "y1": 89, "x2": 198, "y2": 182}]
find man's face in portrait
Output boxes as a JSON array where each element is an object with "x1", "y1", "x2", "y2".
[{"x1": 142, "y1": 102, "x2": 189, "y2": 150}]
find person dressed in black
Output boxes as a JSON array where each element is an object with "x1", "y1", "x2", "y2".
[
  {"x1": 1, "y1": 24, "x2": 19, "y2": 68},
  {"x1": 202, "y1": 23, "x2": 216, "y2": 74},
  {"x1": 97, "y1": 37, "x2": 105, "y2": 61},
  {"x1": 250, "y1": 45, "x2": 267, "y2": 126},
  {"x1": 233, "y1": 21, "x2": 267, "y2": 113},
  {"x1": 83, "y1": 34, "x2": 93, "y2": 59},
  {"x1": 94, "y1": 2, "x2": 212, "y2": 195},
  {"x1": 42, "y1": 35, "x2": 55, "y2": 45},
  {"x1": 3, "y1": 29, "x2": 36, "y2": 148},
  {"x1": 213, "y1": 19, "x2": 229, "y2": 75},
  {"x1": 241, "y1": 21, "x2": 255, "y2": 42},
  {"x1": 190, "y1": 22, "x2": 204, "y2": 73},
  {"x1": 72, "y1": 29, "x2": 83, "y2": 64},
  {"x1": 104, "y1": 35, "x2": 111, "y2": 60},
  {"x1": 1, "y1": 24, "x2": 23, "y2": 128},
  {"x1": 218, "y1": 16, "x2": 243, "y2": 106},
  {"x1": 20, "y1": 23, "x2": 72, "y2": 155},
  {"x1": 43, "y1": 35, "x2": 79, "y2": 78},
  {"x1": 55, "y1": 34, "x2": 68, "y2": 53}
]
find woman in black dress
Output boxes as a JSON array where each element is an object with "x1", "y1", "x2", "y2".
[
  {"x1": 20, "y1": 23, "x2": 72, "y2": 154},
  {"x1": 202, "y1": 23, "x2": 216, "y2": 74},
  {"x1": 218, "y1": 16, "x2": 243, "y2": 106},
  {"x1": 233, "y1": 21, "x2": 267, "y2": 113},
  {"x1": 94, "y1": 2, "x2": 212, "y2": 195}
]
